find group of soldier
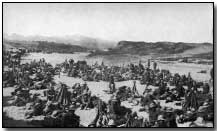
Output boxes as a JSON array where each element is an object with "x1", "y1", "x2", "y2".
[
  {"x1": 52, "y1": 58, "x2": 214, "y2": 127},
  {"x1": 3, "y1": 49, "x2": 214, "y2": 127}
]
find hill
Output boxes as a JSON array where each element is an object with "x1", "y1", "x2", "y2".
[
  {"x1": 3, "y1": 34, "x2": 116, "y2": 50},
  {"x1": 88, "y1": 41, "x2": 213, "y2": 58},
  {"x1": 37, "y1": 41, "x2": 88, "y2": 53},
  {"x1": 3, "y1": 39, "x2": 88, "y2": 53}
]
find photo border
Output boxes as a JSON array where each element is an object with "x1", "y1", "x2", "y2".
[{"x1": 1, "y1": 2, "x2": 215, "y2": 129}]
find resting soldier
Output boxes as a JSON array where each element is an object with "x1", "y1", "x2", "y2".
[
  {"x1": 45, "y1": 83, "x2": 56, "y2": 101},
  {"x1": 61, "y1": 105, "x2": 80, "y2": 127},
  {"x1": 108, "y1": 94, "x2": 121, "y2": 115}
]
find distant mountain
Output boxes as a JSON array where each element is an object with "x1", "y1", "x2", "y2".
[
  {"x1": 3, "y1": 39, "x2": 88, "y2": 53},
  {"x1": 3, "y1": 34, "x2": 213, "y2": 59},
  {"x1": 3, "y1": 33, "x2": 117, "y2": 50},
  {"x1": 3, "y1": 39, "x2": 39, "y2": 50},
  {"x1": 37, "y1": 41, "x2": 88, "y2": 53},
  {"x1": 88, "y1": 40, "x2": 213, "y2": 58}
]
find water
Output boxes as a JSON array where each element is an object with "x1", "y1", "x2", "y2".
[
  {"x1": 21, "y1": 52, "x2": 90, "y2": 65},
  {"x1": 21, "y1": 52, "x2": 150, "y2": 66},
  {"x1": 21, "y1": 52, "x2": 212, "y2": 82}
]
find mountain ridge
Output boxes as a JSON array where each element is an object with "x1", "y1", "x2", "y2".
[
  {"x1": 3, "y1": 33, "x2": 117, "y2": 50},
  {"x1": 3, "y1": 39, "x2": 89, "y2": 53},
  {"x1": 3, "y1": 35, "x2": 213, "y2": 59},
  {"x1": 88, "y1": 40, "x2": 213, "y2": 58}
]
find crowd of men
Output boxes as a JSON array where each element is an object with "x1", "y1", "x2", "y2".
[{"x1": 3, "y1": 49, "x2": 214, "y2": 127}]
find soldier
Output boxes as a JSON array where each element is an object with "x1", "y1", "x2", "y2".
[
  {"x1": 46, "y1": 83, "x2": 56, "y2": 101},
  {"x1": 101, "y1": 61, "x2": 105, "y2": 67},
  {"x1": 13, "y1": 91, "x2": 27, "y2": 106},
  {"x1": 28, "y1": 99, "x2": 44, "y2": 117},
  {"x1": 202, "y1": 83, "x2": 210, "y2": 94},
  {"x1": 159, "y1": 80, "x2": 167, "y2": 95},
  {"x1": 69, "y1": 59, "x2": 74, "y2": 66},
  {"x1": 81, "y1": 89, "x2": 91, "y2": 110},
  {"x1": 147, "y1": 59, "x2": 151, "y2": 69},
  {"x1": 164, "y1": 107, "x2": 177, "y2": 127},
  {"x1": 186, "y1": 78, "x2": 193, "y2": 91},
  {"x1": 142, "y1": 70, "x2": 151, "y2": 95},
  {"x1": 132, "y1": 81, "x2": 139, "y2": 96},
  {"x1": 153, "y1": 61, "x2": 157, "y2": 71},
  {"x1": 184, "y1": 84, "x2": 199, "y2": 111},
  {"x1": 148, "y1": 102, "x2": 159, "y2": 124},
  {"x1": 109, "y1": 75, "x2": 116, "y2": 93},
  {"x1": 154, "y1": 115, "x2": 167, "y2": 127},
  {"x1": 61, "y1": 105, "x2": 80, "y2": 127},
  {"x1": 138, "y1": 60, "x2": 144, "y2": 74},
  {"x1": 108, "y1": 94, "x2": 121, "y2": 115},
  {"x1": 63, "y1": 59, "x2": 69, "y2": 72},
  {"x1": 176, "y1": 81, "x2": 185, "y2": 97}
]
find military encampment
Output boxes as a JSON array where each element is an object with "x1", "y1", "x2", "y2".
[
  {"x1": 2, "y1": 3, "x2": 214, "y2": 128},
  {"x1": 3, "y1": 48, "x2": 214, "y2": 127}
]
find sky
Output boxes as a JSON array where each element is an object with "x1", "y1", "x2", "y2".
[{"x1": 3, "y1": 3, "x2": 213, "y2": 43}]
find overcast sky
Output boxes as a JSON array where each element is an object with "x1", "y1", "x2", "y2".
[{"x1": 3, "y1": 3, "x2": 213, "y2": 43}]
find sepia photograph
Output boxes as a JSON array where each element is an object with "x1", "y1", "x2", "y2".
[{"x1": 2, "y1": 2, "x2": 214, "y2": 128}]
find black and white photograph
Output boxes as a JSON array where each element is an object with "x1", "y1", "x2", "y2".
[{"x1": 2, "y1": 2, "x2": 214, "y2": 128}]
